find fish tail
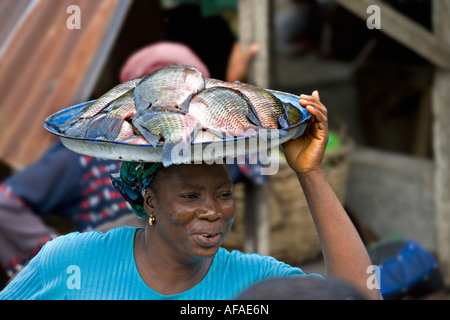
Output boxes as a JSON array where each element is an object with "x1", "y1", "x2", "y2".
[
  {"x1": 162, "y1": 140, "x2": 191, "y2": 167},
  {"x1": 45, "y1": 121, "x2": 65, "y2": 134},
  {"x1": 85, "y1": 114, "x2": 124, "y2": 140},
  {"x1": 53, "y1": 114, "x2": 83, "y2": 135},
  {"x1": 64, "y1": 118, "x2": 90, "y2": 138}
]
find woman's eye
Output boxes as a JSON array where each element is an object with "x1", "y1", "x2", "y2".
[
  {"x1": 181, "y1": 194, "x2": 198, "y2": 199},
  {"x1": 217, "y1": 191, "x2": 232, "y2": 199}
]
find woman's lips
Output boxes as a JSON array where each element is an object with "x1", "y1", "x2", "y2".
[{"x1": 193, "y1": 232, "x2": 222, "y2": 247}]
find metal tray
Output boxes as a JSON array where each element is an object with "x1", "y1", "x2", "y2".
[{"x1": 43, "y1": 90, "x2": 311, "y2": 163}]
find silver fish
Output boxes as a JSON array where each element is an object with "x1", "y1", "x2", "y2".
[
  {"x1": 60, "y1": 78, "x2": 142, "y2": 137},
  {"x1": 84, "y1": 91, "x2": 136, "y2": 140},
  {"x1": 217, "y1": 82, "x2": 290, "y2": 129},
  {"x1": 132, "y1": 108, "x2": 201, "y2": 167},
  {"x1": 192, "y1": 129, "x2": 223, "y2": 143},
  {"x1": 188, "y1": 86, "x2": 261, "y2": 138},
  {"x1": 134, "y1": 64, "x2": 205, "y2": 114}
]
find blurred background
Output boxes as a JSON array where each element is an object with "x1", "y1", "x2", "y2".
[{"x1": 0, "y1": 0, "x2": 448, "y2": 299}]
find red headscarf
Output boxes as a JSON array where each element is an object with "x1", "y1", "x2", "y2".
[{"x1": 120, "y1": 41, "x2": 210, "y2": 83}]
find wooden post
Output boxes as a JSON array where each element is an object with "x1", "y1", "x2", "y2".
[
  {"x1": 432, "y1": 0, "x2": 450, "y2": 283},
  {"x1": 337, "y1": 0, "x2": 450, "y2": 283},
  {"x1": 239, "y1": 0, "x2": 272, "y2": 88},
  {"x1": 238, "y1": 0, "x2": 272, "y2": 255}
]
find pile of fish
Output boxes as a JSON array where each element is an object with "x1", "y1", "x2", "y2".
[{"x1": 52, "y1": 64, "x2": 302, "y2": 166}]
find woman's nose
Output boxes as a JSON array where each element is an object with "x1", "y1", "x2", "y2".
[{"x1": 195, "y1": 201, "x2": 222, "y2": 221}]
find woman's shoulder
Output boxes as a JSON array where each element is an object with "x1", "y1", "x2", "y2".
[
  {"x1": 215, "y1": 247, "x2": 309, "y2": 278},
  {"x1": 40, "y1": 227, "x2": 138, "y2": 259}
]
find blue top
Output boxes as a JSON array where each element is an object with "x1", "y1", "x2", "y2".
[{"x1": 0, "y1": 227, "x2": 320, "y2": 300}]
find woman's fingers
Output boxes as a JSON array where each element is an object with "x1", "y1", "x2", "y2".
[{"x1": 299, "y1": 96, "x2": 327, "y2": 122}]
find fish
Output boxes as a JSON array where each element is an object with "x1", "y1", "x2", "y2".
[
  {"x1": 226, "y1": 83, "x2": 289, "y2": 129},
  {"x1": 132, "y1": 107, "x2": 201, "y2": 166},
  {"x1": 204, "y1": 78, "x2": 225, "y2": 89},
  {"x1": 266, "y1": 89, "x2": 305, "y2": 126},
  {"x1": 133, "y1": 64, "x2": 205, "y2": 114},
  {"x1": 188, "y1": 86, "x2": 262, "y2": 138},
  {"x1": 207, "y1": 81, "x2": 290, "y2": 129},
  {"x1": 192, "y1": 129, "x2": 223, "y2": 143},
  {"x1": 55, "y1": 78, "x2": 142, "y2": 137},
  {"x1": 84, "y1": 91, "x2": 136, "y2": 140},
  {"x1": 117, "y1": 134, "x2": 150, "y2": 145}
]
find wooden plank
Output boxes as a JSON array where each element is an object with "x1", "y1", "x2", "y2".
[
  {"x1": 336, "y1": 0, "x2": 450, "y2": 69},
  {"x1": 243, "y1": 182, "x2": 270, "y2": 255},
  {"x1": 239, "y1": 0, "x2": 272, "y2": 87},
  {"x1": 0, "y1": 0, "x2": 34, "y2": 56},
  {"x1": 0, "y1": 0, "x2": 127, "y2": 168},
  {"x1": 238, "y1": 0, "x2": 272, "y2": 255},
  {"x1": 432, "y1": 0, "x2": 450, "y2": 283}
]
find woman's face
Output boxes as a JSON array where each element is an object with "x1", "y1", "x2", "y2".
[{"x1": 144, "y1": 163, "x2": 235, "y2": 262}]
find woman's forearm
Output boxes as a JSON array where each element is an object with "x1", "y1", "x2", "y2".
[{"x1": 297, "y1": 168, "x2": 382, "y2": 300}]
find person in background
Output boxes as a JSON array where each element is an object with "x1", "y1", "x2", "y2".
[
  {"x1": 368, "y1": 239, "x2": 446, "y2": 300},
  {"x1": 235, "y1": 276, "x2": 367, "y2": 300},
  {"x1": 0, "y1": 143, "x2": 133, "y2": 279}
]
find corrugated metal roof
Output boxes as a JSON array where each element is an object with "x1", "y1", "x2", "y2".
[{"x1": 0, "y1": 0, "x2": 132, "y2": 168}]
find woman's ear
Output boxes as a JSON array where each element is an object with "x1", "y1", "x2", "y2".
[{"x1": 143, "y1": 189, "x2": 155, "y2": 213}]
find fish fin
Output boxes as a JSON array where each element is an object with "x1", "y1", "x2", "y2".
[
  {"x1": 45, "y1": 121, "x2": 65, "y2": 134},
  {"x1": 178, "y1": 93, "x2": 193, "y2": 113},
  {"x1": 85, "y1": 114, "x2": 124, "y2": 140},
  {"x1": 228, "y1": 87, "x2": 262, "y2": 127},
  {"x1": 278, "y1": 111, "x2": 291, "y2": 129},
  {"x1": 204, "y1": 128, "x2": 228, "y2": 139},
  {"x1": 243, "y1": 98, "x2": 262, "y2": 127},
  {"x1": 162, "y1": 140, "x2": 191, "y2": 167},
  {"x1": 64, "y1": 118, "x2": 91, "y2": 138},
  {"x1": 132, "y1": 121, "x2": 161, "y2": 150},
  {"x1": 54, "y1": 114, "x2": 84, "y2": 135},
  {"x1": 134, "y1": 90, "x2": 151, "y2": 114},
  {"x1": 190, "y1": 123, "x2": 202, "y2": 141}
]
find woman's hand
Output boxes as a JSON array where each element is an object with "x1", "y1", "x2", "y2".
[{"x1": 282, "y1": 90, "x2": 329, "y2": 175}]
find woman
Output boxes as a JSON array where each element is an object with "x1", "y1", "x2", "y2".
[{"x1": 0, "y1": 92, "x2": 381, "y2": 300}]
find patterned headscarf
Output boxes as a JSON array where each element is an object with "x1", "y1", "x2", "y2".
[{"x1": 110, "y1": 162, "x2": 163, "y2": 218}]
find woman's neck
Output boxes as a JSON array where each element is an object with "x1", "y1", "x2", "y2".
[{"x1": 133, "y1": 228, "x2": 213, "y2": 295}]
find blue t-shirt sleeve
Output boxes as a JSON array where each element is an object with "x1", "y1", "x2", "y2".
[{"x1": 215, "y1": 249, "x2": 323, "y2": 297}]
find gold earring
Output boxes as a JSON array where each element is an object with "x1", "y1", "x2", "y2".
[{"x1": 148, "y1": 214, "x2": 156, "y2": 226}]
